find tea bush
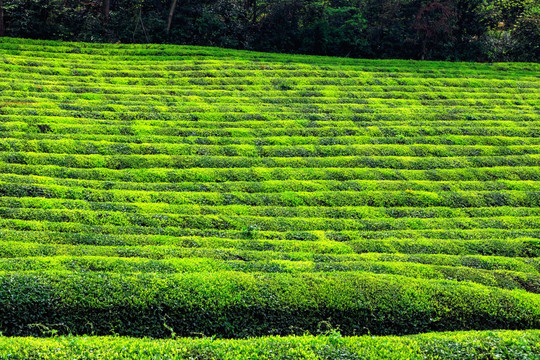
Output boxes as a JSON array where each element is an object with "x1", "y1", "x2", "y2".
[{"x1": 0, "y1": 37, "x2": 539, "y2": 355}]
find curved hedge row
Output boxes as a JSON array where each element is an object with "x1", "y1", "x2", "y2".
[
  {"x1": 3, "y1": 164, "x2": 540, "y2": 182},
  {"x1": 5, "y1": 140, "x2": 540, "y2": 157},
  {"x1": 1, "y1": 271, "x2": 539, "y2": 338},
  {"x1": 0, "y1": 256, "x2": 537, "y2": 293},
  {"x1": 3, "y1": 183, "x2": 540, "y2": 208},
  {"x1": 3, "y1": 152, "x2": 540, "y2": 170},
  {"x1": 0, "y1": 330, "x2": 539, "y2": 359}
]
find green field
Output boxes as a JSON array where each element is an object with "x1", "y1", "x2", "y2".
[
  {"x1": 0, "y1": 37, "x2": 540, "y2": 358},
  {"x1": 1, "y1": 331, "x2": 540, "y2": 359}
]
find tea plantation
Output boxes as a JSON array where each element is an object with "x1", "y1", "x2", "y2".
[{"x1": 0, "y1": 37, "x2": 539, "y2": 358}]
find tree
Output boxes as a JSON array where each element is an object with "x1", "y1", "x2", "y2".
[
  {"x1": 0, "y1": 0, "x2": 4, "y2": 37},
  {"x1": 451, "y1": 0, "x2": 489, "y2": 60},
  {"x1": 512, "y1": 6, "x2": 540, "y2": 61},
  {"x1": 167, "y1": 0, "x2": 178, "y2": 33},
  {"x1": 244, "y1": 0, "x2": 265, "y2": 24},
  {"x1": 299, "y1": 4, "x2": 368, "y2": 57},
  {"x1": 103, "y1": 0, "x2": 110, "y2": 21},
  {"x1": 414, "y1": 1, "x2": 455, "y2": 59}
]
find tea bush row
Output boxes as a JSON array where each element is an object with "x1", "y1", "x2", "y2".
[
  {"x1": 0, "y1": 330, "x2": 538, "y2": 360},
  {"x1": 1, "y1": 271, "x2": 539, "y2": 337}
]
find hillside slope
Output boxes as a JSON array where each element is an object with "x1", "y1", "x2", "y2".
[{"x1": 0, "y1": 37, "x2": 539, "y2": 355}]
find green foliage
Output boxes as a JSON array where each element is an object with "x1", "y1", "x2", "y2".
[
  {"x1": 0, "y1": 0, "x2": 538, "y2": 60},
  {"x1": 488, "y1": 0, "x2": 536, "y2": 25},
  {"x1": 0, "y1": 38, "x2": 539, "y2": 346},
  {"x1": 1, "y1": 271, "x2": 540, "y2": 337},
  {"x1": 299, "y1": 4, "x2": 368, "y2": 57},
  {"x1": 511, "y1": 6, "x2": 540, "y2": 61},
  {"x1": 0, "y1": 331, "x2": 539, "y2": 359}
]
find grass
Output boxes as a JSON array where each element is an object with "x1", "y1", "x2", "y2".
[
  {"x1": 0, "y1": 36, "x2": 539, "y2": 357},
  {"x1": 1, "y1": 330, "x2": 540, "y2": 359}
]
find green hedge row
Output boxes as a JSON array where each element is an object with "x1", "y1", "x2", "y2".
[
  {"x1": 2, "y1": 240, "x2": 536, "y2": 272},
  {"x1": 2, "y1": 39, "x2": 537, "y2": 71},
  {"x1": 3, "y1": 216, "x2": 540, "y2": 240},
  {"x1": 3, "y1": 37, "x2": 536, "y2": 69},
  {"x1": 2, "y1": 98, "x2": 539, "y2": 115},
  {"x1": 3, "y1": 253, "x2": 536, "y2": 275},
  {"x1": 2, "y1": 88, "x2": 538, "y2": 105},
  {"x1": 4, "y1": 66, "x2": 536, "y2": 86},
  {"x1": 3, "y1": 124, "x2": 539, "y2": 141},
  {"x1": 5, "y1": 140, "x2": 540, "y2": 157},
  {"x1": 2, "y1": 182, "x2": 540, "y2": 208},
  {"x1": 0, "y1": 256, "x2": 537, "y2": 293},
  {"x1": 6, "y1": 197, "x2": 540, "y2": 220},
  {"x1": 2, "y1": 227, "x2": 540, "y2": 259},
  {"x1": 15, "y1": 100, "x2": 534, "y2": 115},
  {"x1": 5, "y1": 97, "x2": 536, "y2": 112},
  {"x1": 8, "y1": 174, "x2": 540, "y2": 193},
  {"x1": 2, "y1": 220, "x2": 540, "y2": 255},
  {"x1": 3, "y1": 152, "x2": 540, "y2": 170},
  {"x1": 4, "y1": 87, "x2": 536, "y2": 104},
  {"x1": 0, "y1": 230, "x2": 352, "y2": 254},
  {"x1": 17, "y1": 94, "x2": 540, "y2": 114},
  {"x1": 1, "y1": 163, "x2": 539, "y2": 183},
  {"x1": 4, "y1": 123, "x2": 540, "y2": 137},
  {"x1": 2, "y1": 66, "x2": 539, "y2": 88},
  {"x1": 1, "y1": 237, "x2": 538, "y2": 262},
  {"x1": 0, "y1": 330, "x2": 538, "y2": 360},
  {"x1": 5, "y1": 120, "x2": 540, "y2": 137},
  {"x1": 2, "y1": 37, "x2": 539, "y2": 67},
  {"x1": 4, "y1": 207, "x2": 540, "y2": 232},
  {"x1": 2, "y1": 53, "x2": 538, "y2": 78},
  {"x1": 4, "y1": 131, "x2": 540, "y2": 147},
  {"x1": 330, "y1": 228, "x2": 540, "y2": 240},
  {"x1": 2, "y1": 95, "x2": 538, "y2": 108},
  {"x1": 0, "y1": 240, "x2": 326, "y2": 261},
  {"x1": 1, "y1": 271, "x2": 539, "y2": 337},
  {"x1": 349, "y1": 238, "x2": 540, "y2": 257},
  {"x1": 3, "y1": 58, "x2": 538, "y2": 83}
]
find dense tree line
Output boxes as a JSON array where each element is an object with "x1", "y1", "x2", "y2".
[{"x1": 0, "y1": 0, "x2": 538, "y2": 61}]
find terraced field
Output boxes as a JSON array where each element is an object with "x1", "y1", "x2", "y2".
[{"x1": 0, "y1": 37, "x2": 540, "y2": 358}]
